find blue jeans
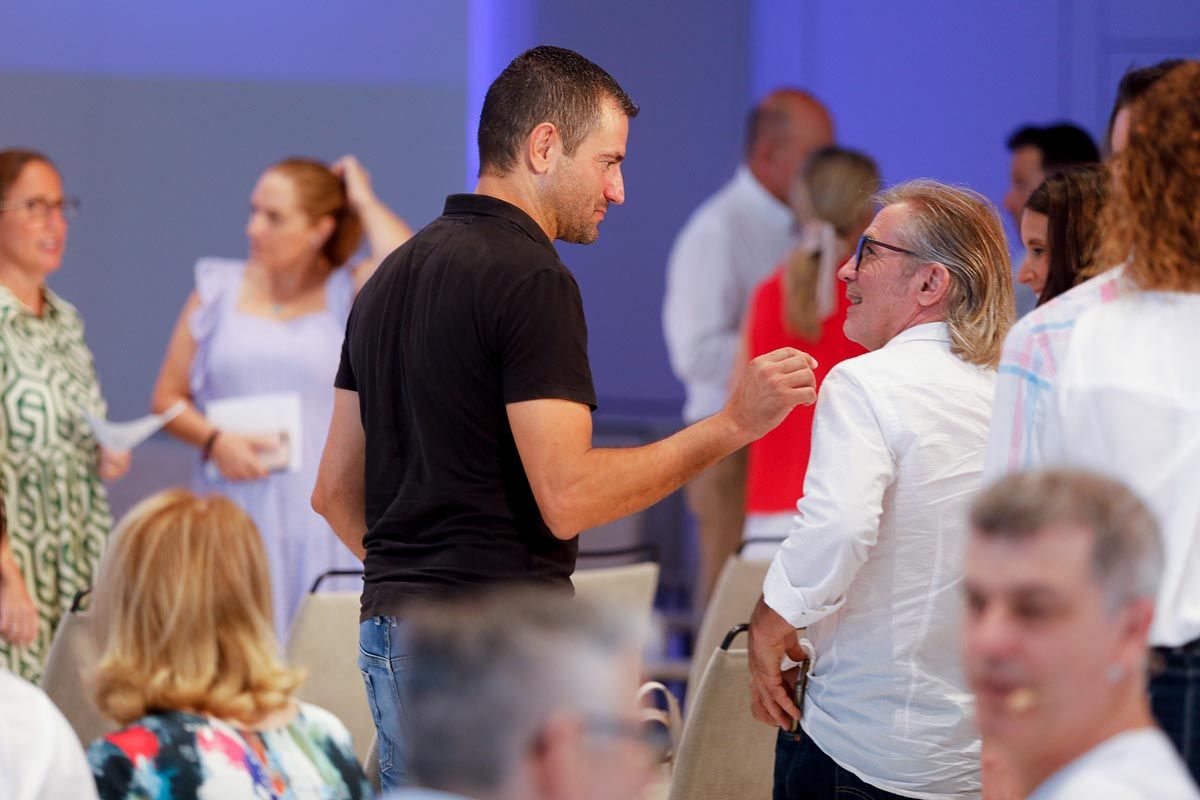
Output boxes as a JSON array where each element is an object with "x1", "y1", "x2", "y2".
[
  {"x1": 1150, "y1": 645, "x2": 1200, "y2": 784},
  {"x1": 774, "y1": 728, "x2": 910, "y2": 800},
  {"x1": 359, "y1": 616, "x2": 410, "y2": 791}
]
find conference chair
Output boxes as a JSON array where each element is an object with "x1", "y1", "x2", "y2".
[
  {"x1": 667, "y1": 625, "x2": 775, "y2": 800},
  {"x1": 685, "y1": 539, "x2": 780, "y2": 714},
  {"x1": 285, "y1": 569, "x2": 374, "y2": 763},
  {"x1": 572, "y1": 555, "x2": 660, "y2": 626},
  {"x1": 42, "y1": 589, "x2": 113, "y2": 746}
]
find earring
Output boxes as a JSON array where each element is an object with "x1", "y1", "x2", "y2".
[{"x1": 1106, "y1": 662, "x2": 1127, "y2": 684}]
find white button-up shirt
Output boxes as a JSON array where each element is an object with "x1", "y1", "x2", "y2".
[
  {"x1": 1029, "y1": 728, "x2": 1199, "y2": 799},
  {"x1": 1042, "y1": 291, "x2": 1200, "y2": 647},
  {"x1": 0, "y1": 669, "x2": 99, "y2": 800},
  {"x1": 663, "y1": 165, "x2": 795, "y2": 423},
  {"x1": 764, "y1": 323, "x2": 993, "y2": 800}
]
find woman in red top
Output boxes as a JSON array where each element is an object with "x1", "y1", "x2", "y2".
[{"x1": 739, "y1": 147, "x2": 880, "y2": 557}]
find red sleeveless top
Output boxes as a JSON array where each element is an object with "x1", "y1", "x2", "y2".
[{"x1": 744, "y1": 267, "x2": 864, "y2": 514}]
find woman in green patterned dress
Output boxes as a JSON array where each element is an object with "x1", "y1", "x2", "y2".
[{"x1": 0, "y1": 149, "x2": 130, "y2": 681}]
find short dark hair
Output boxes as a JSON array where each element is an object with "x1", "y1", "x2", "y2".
[
  {"x1": 971, "y1": 469, "x2": 1162, "y2": 613},
  {"x1": 1106, "y1": 58, "x2": 1189, "y2": 146},
  {"x1": 1006, "y1": 123, "x2": 1100, "y2": 168},
  {"x1": 477, "y1": 45, "x2": 639, "y2": 176}
]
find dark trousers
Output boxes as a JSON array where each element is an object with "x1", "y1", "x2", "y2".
[
  {"x1": 774, "y1": 728, "x2": 912, "y2": 800},
  {"x1": 1150, "y1": 644, "x2": 1200, "y2": 785}
]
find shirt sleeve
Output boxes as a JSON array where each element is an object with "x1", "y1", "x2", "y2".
[
  {"x1": 762, "y1": 365, "x2": 896, "y2": 628},
  {"x1": 497, "y1": 268, "x2": 596, "y2": 409},
  {"x1": 982, "y1": 321, "x2": 1051, "y2": 484},
  {"x1": 334, "y1": 306, "x2": 357, "y2": 392},
  {"x1": 662, "y1": 216, "x2": 741, "y2": 385}
]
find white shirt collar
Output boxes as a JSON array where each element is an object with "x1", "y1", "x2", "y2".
[{"x1": 884, "y1": 321, "x2": 951, "y2": 349}]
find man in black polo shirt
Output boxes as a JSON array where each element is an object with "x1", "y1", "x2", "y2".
[{"x1": 313, "y1": 45, "x2": 817, "y2": 790}]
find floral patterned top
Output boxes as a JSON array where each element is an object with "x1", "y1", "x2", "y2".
[{"x1": 87, "y1": 703, "x2": 373, "y2": 799}]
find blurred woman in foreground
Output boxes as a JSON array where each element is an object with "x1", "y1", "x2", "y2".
[{"x1": 86, "y1": 488, "x2": 372, "y2": 799}]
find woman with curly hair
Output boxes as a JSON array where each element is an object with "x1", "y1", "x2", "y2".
[
  {"x1": 1040, "y1": 59, "x2": 1200, "y2": 780},
  {"x1": 86, "y1": 489, "x2": 371, "y2": 799}
]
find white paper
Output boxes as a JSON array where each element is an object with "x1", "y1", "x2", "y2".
[
  {"x1": 86, "y1": 399, "x2": 187, "y2": 451},
  {"x1": 203, "y1": 392, "x2": 302, "y2": 481}
]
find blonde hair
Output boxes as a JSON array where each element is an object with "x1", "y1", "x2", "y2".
[
  {"x1": 92, "y1": 489, "x2": 303, "y2": 726},
  {"x1": 1099, "y1": 60, "x2": 1200, "y2": 291},
  {"x1": 877, "y1": 180, "x2": 1016, "y2": 368},
  {"x1": 785, "y1": 147, "x2": 880, "y2": 338}
]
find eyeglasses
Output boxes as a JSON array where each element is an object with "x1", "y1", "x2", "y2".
[
  {"x1": 852, "y1": 234, "x2": 917, "y2": 272},
  {"x1": 582, "y1": 715, "x2": 673, "y2": 765},
  {"x1": 531, "y1": 715, "x2": 674, "y2": 765},
  {"x1": 0, "y1": 196, "x2": 82, "y2": 221}
]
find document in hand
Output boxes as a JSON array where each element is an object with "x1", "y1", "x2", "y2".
[
  {"x1": 203, "y1": 392, "x2": 303, "y2": 482},
  {"x1": 86, "y1": 399, "x2": 187, "y2": 451}
]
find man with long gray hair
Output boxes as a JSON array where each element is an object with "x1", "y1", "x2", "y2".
[
  {"x1": 748, "y1": 180, "x2": 1015, "y2": 799},
  {"x1": 964, "y1": 469, "x2": 1197, "y2": 799},
  {"x1": 383, "y1": 590, "x2": 661, "y2": 800}
]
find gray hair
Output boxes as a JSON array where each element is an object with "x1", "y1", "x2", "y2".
[
  {"x1": 404, "y1": 588, "x2": 645, "y2": 793},
  {"x1": 970, "y1": 469, "x2": 1163, "y2": 613},
  {"x1": 876, "y1": 180, "x2": 1016, "y2": 368}
]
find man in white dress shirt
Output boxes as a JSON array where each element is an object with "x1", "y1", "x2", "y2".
[
  {"x1": 964, "y1": 470, "x2": 1198, "y2": 799},
  {"x1": 747, "y1": 180, "x2": 1015, "y2": 800},
  {"x1": 384, "y1": 590, "x2": 661, "y2": 800},
  {"x1": 663, "y1": 88, "x2": 834, "y2": 605}
]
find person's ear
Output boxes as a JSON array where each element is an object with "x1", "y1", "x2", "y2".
[
  {"x1": 915, "y1": 262, "x2": 952, "y2": 308},
  {"x1": 527, "y1": 122, "x2": 560, "y2": 176},
  {"x1": 311, "y1": 215, "x2": 335, "y2": 251},
  {"x1": 1112, "y1": 596, "x2": 1155, "y2": 677},
  {"x1": 529, "y1": 712, "x2": 581, "y2": 800}
]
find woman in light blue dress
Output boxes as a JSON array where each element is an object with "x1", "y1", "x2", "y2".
[{"x1": 151, "y1": 156, "x2": 410, "y2": 637}]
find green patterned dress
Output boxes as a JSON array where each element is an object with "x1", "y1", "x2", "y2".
[{"x1": 0, "y1": 284, "x2": 112, "y2": 682}]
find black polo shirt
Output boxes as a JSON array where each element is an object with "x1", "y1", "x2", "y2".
[{"x1": 336, "y1": 194, "x2": 596, "y2": 618}]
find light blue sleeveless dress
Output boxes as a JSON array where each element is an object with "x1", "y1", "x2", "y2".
[{"x1": 189, "y1": 257, "x2": 362, "y2": 638}]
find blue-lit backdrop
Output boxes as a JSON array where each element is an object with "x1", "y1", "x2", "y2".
[{"x1": 1, "y1": 0, "x2": 1196, "y2": 421}]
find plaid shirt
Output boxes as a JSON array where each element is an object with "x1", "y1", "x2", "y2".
[{"x1": 982, "y1": 265, "x2": 1128, "y2": 482}]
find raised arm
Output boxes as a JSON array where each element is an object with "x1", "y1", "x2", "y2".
[
  {"x1": 507, "y1": 347, "x2": 817, "y2": 540},
  {"x1": 333, "y1": 156, "x2": 413, "y2": 291}
]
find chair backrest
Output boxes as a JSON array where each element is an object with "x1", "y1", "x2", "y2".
[
  {"x1": 667, "y1": 628, "x2": 775, "y2": 800},
  {"x1": 686, "y1": 555, "x2": 773, "y2": 713},
  {"x1": 571, "y1": 562, "x2": 660, "y2": 624},
  {"x1": 41, "y1": 610, "x2": 114, "y2": 747},
  {"x1": 364, "y1": 733, "x2": 381, "y2": 794},
  {"x1": 285, "y1": 590, "x2": 374, "y2": 764}
]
